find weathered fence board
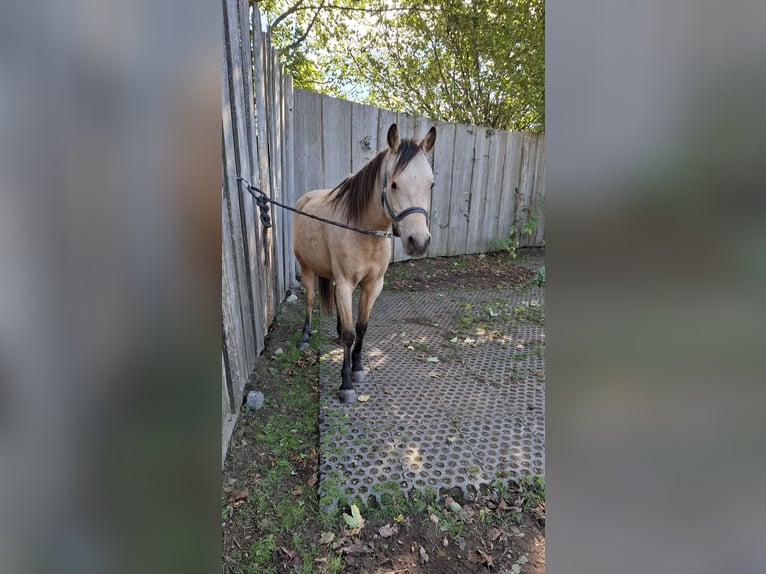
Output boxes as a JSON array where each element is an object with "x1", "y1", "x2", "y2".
[
  {"x1": 282, "y1": 74, "x2": 296, "y2": 286},
  {"x1": 350, "y1": 102, "x2": 379, "y2": 173},
  {"x1": 446, "y1": 124, "x2": 475, "y2": 256},
  {"x1": 429, "y1": 121, "x2": 456, "y2": 257},
  {"x1": 464, "y1": 128, "x2": 490, "y2": 254}
]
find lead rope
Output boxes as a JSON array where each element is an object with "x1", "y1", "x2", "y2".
[{"x1": 235, "y1": 177, "x2": 394, "y2": 239}]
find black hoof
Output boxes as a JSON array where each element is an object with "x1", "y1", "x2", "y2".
[
  {"x1": 297, "y1": 341, "x2": 309, "y2": 351},
  {"x1": 338, "y1": 389, "x2": 357, "y2": 404},
  {"x1": 352, "y1": 370, "x2": 365, "y2": 384}
]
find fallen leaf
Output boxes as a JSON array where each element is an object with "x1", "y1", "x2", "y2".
[
  {"x1": 406, "y1": 345, "x2": 415, "y2": 350},
  {"x1": 306, "y1": 474, "x2": 318, "y2": 487},
  {"x1": 446, "y1": 498, "x2": 462, "y2": 514},
  {"x1": 447, "y1": 436, "x2": 456, "y2": 444},
  {"x1": 378, "y1": 524, "x2": 397, "y2": 538},
  {"x1": 419, "y1": 546, "x2": 429, "y2": 564},
  {"x1": 469, "y1": 548, "x2": 493, "y2": 568},
  {"x1": 291, "y1": 487, "x2": 303, "y2": 496},
  {"x1": 459, "y1": 506, "x2": 476, "y2": 523},
  {"x1": 429, "y1": 371, "x2": 439, "y2": 378},
  {"x1": 426, "y1": 356, "x2": 439, "y2": 363},
  {"x1": 449, "y1": 336, "x2": 459, "y2": 343},
  {"x1": 464, "y1": 337, "x2": 476, "y2": 344},
  {"x1": 279, "y1": 546, "x2": 296, "y2": 560},
  {"x1": 319, "y1": 531, "x2": 335, "y2": 545},
  {"x1": 489, "y1": 528, "x2": 505, "y2": 542},
  {"x1": 516, "y1": 343, "x2": 524, "y2": 349},
  {"x1": 357, "y1": 395, "x2": 370, "y2": 402},
  {"x1": 340, "y1": 541, "x2": 373, "y2": 555},
  {"x1": 231, "y1": 488, "x2": 249, "y2": 501},
  {"x1": 393, "y1": 514, "x2": 405, "y2": 523},
  {"x1": 429, "y1": 513, "x2": 439, "y2": 524},
  {"x1": 442, "y1": 537, "x2": 449, "y2": 548},
  {"x1": 517, "y1": 555, "x2": 529, "y2": 564},
  {"x1": 342, "y1": 504, "x2": 364, "y2": 530}
]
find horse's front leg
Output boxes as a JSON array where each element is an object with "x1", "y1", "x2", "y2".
[
  {"x1": 334, "y1": 281, "x2": 357, "y2": 404},
  {"x1": 351, "y1": 277, "x2": 384, "y2": 384},
  {"x1": 297, "y1": 269, "x2": 314, "y2": 350}
]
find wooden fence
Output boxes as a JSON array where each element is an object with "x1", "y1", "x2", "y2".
[
  {"x1": 291, "y1": 89, "x2": 545, "y2": 262},
  {"x1": 222, "y1": 0, "x2": 545, "y2": 461}
]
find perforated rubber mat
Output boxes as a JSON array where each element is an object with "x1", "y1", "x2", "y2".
[{"x1": 317, "y1": 285, "x2": 545, "y2": 509}]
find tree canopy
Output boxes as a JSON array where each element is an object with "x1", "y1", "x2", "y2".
[{"x1": 256, "y1": 0, "x2": 544, "y2": 132}]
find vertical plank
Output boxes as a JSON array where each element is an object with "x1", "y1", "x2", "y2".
[
  {"x1": 252, "y1": 7, "x2": 274, "y2": 335},
  {"x1": 464, "y1": 127, "x2": 491, "y2": 254},
  {"x1": 495, "y1": 131, "x2": 523, "y2": 246},
  {"x1": 350, "y1": 102, "x2": 380, "y2": 172},
  {"x1": 428, "y1": 121, "x2": 456, "y2": 257},
  {"x1": 480, "y1": 129, "x2": 507, "y2": 252},
  {"x1": 517, "y1": 133, "x2": 537, "y2": 247},
  {"x1": 282, "y1": 73, "x2": 297, "y2": 285},
  {"x1": 269, "y1": 37, "x2": 286, "y2": 304},
  {"x1": 292, "y1": 89, "x2": 309, "y2": 204},
  {"x1": 447, "y1": 123, "x2": 476, "y2": 256},
  {"x1": 223, "y1": 0, "x2": 257, "y2": 369},
  {"x1": 222, "y1": 186, "x2": 247, "y2": 411},
  {"x1": 303, "y1": 90, "x2": 325, "y2": 193},
  {"x1": 531, "y1": 133, "x2": 545, "y2": 246},
  {"x1": 321, "y1": 95, "x2": 352, "y2": 189}
]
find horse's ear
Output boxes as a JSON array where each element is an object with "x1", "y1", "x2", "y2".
[
  {"x1": 420, "y1": 126, "x2": 436, "y2": 153},
  {"x1": 387, "y1": 123, "x2": 400, "y2": 150}
]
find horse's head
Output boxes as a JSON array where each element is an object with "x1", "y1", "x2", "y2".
[{"x1": 382, "y1": 124, "x2": 436, "y2": 258}]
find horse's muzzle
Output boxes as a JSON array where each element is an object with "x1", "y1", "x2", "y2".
[{"x1": 405, "y1": 234, "x2": 430, "y2": 258}]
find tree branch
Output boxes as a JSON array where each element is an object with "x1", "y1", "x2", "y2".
[
  {"x1": 279, "y1": 0, "x2": 326, "y2": 54},
  {"x1": 269, "y1": 0, "x2": 307, "y2": 30}
]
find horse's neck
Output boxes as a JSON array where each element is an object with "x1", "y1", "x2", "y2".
[{"x1": 355, "y1": 171, "x2": 391, "y2": 233}]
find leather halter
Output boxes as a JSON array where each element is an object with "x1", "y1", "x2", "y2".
[{"x1": 380, "y1": 173, "x2": 429, "y2": 237}]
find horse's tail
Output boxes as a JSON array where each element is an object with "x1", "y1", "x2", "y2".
[{"x1": 318, "y1": 277, "x2": 334, "y2": 315}]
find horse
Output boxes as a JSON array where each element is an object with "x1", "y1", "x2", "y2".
[{"x1": 293, "y1": 123, "x2": 436, "y2": 403}]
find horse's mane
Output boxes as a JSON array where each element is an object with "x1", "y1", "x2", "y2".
[{"x1": 330, "y1": 139, "x2": 423, "y2": 224}]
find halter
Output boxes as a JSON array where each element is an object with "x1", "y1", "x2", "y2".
[{"x1": 380, "y1": 173, "x2": 430, "y2": 237}]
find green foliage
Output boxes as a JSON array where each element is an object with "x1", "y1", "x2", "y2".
[
  {"x1": 259, "y1": 0, "x2": 544, "y2": 131},
  {"x1": 248, "y1": 535, "x2": 276, "y2": 570},
  {"x1": 488, "y1": 226, "x2": 519, "y2": 258}
]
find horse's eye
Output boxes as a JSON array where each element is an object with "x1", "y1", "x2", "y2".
[{"x1": 391, "y1": 181, "x2": 398, "y2": 190}]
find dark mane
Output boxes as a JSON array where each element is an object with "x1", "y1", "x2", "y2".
[{"x1": 330, "y1": 139, "x2": 423, "y2": 224}]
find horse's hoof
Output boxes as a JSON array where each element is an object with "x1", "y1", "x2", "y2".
[
  {"x1": 352, "y1": 370, "x2": 365, "y2": 384},
  {"x1": 338, "y1": 389, "x2": 357, "y2": 404},
  {"x1": 297, "y1": 341, "x2": 309, "y2": 351}
]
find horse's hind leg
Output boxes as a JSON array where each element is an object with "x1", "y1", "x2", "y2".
[
  {"x1": 334, "y1": 281, "x2": 357, "y2": 403},
  {"x1": 334, "y1": 289, "x2": 342, "y2": 345},
  {"x1": 297, "y1": 269, "x2": 315, "y2": 350},
  {"x1": 351, "y1": 278, "x2": 384, "y2": 384}
]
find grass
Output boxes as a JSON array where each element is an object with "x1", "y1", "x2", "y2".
[{"x1": 222, "y1": 312, "x2": 347, "y2": 574}]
